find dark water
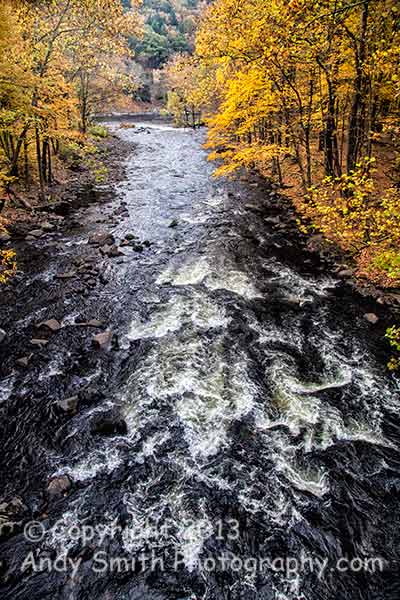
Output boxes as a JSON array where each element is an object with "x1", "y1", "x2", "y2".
[{"x1": 1, "y1": 122, "x2": 399, "y2": 599}]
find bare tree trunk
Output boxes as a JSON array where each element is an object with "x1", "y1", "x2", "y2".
[{"x1": 347, "y1": 0, "x2": 369, "y2": 173}]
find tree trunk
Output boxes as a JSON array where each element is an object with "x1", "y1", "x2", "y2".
[{"x1": 346, "y1": 1, "x2": 370, "y2": 173}]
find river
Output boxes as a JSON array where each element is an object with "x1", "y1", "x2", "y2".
[{"x1": 0, "y1": 121, "x2": 399, "y2": 599}]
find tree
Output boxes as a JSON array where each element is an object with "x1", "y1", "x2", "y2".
[{"x1": 183, "y1": 0, "x2": 400, "y2": 285}]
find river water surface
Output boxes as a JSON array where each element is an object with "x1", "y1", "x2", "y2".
[{"x1": 1, "y1": 121, "x2": 400, "y2": 599}]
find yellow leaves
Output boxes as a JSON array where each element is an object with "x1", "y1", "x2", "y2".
[{"x1": 0, "y1": 249, "x2": 16, "y2": 285}]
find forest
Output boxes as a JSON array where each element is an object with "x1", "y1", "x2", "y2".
[
  {"x1": 1, "y1": 2, "x2": 400, "y2": 599},
  {"x1": 1, "y1": 0, "x2": 400, "y2": 361},
  {"x1": 165, "y1": 0, "x2": 400, "y2": 363}
]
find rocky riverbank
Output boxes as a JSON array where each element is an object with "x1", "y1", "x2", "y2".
[{"x1": 0, "y1": 121, "x2": 399, "y2": 600}]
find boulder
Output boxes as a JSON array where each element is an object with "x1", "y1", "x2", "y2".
[
  {"x1": 56, "y1": 271, "x2": 76, "y2": 279},
  {"x1": 47, "y1": 475, "x2": 72, "y2": 498},
  {"x1": 51, "y1": 201, "x2": 70, "y2": 216},
  {"x1": 88, "y1": 232, "x2": 115, "y2": 247},
  {"x1": 29, "y1": 229, "x2": 44, "y2": 238},
  {"x1": 0, "y1": 329, "x2": 6, "y2": 344},
  {"x1": 168, "y1": 218, "x2": 179, "y2": 228},
  {"x1": 114, "y1": 206, "x2": 129, "y2": 216},
  {"x1": 76, "y1": 319, "x2": 103, "y2": 328},
  {"x1": 0, "y1": 497, "x2": 27, "y2": 517},
  {"x1": 57, "y1": 396, "x2": 79, "y2": 413},
  {"x1": 337, "y1": 269, "x2": 353, "y2": 279},
  {"x1": 93, "y1": 330, "x2": 113, "y2": 351},
  {"x1": 90, "y1": 412, "x2": 127, "y2": 436},
  {"x1": 124, "y1": 233, "x2": 137, "y2": 241},
  {"x1": 16, "y1": 356, "x2": 31, "y2": 368},
  {"x1": 364, "y1": 313, "x2": 379, "y2": 324},
  {"x1": 0, "y1": 497, "x2": 28, "y2": 539},
  {"x1": 37, "y1": 318, "x2": 62, "y2": 332},
  {"x1": 106, "y1": 245, "x2": 124, "y2": 258},
  {"x1": 30, "y1": 338, "x2": 48, "y2": 347},
  {"x1": 41, "y1": 222, "x2": 55, "y2": 232},
  {"x1": 0, "y1": 232, "x2": 11, "y2": 243},
  {"x1": 244, "y1": 204, "x2": 263, "y2": 214}
]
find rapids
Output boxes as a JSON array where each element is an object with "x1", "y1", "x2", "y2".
[{"x1": 0, "y1": 120, "x2": 399, "y2": 600}]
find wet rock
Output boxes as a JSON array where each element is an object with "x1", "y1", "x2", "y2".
[
  {"x1": 131, "y1": 243, "x2": 144, "y2": 252},
  {"x1": 93, "y1": 330, "x2": 113, "y2": 350},
  {"x1": 124, "y1": 233, "x2": 137, "y2": 240},
  {"x1": 16, "y1": 356, "x2": 31, "y2": 368},
  {"x1": 41, "y1": 222, "x2": 55, "y2": 232},
  {"x1": 114, "y1": 206, "x2": 129, "y2": 216},
  {"x1": 76, "y1": 319, "x2": 103, "y2": 328},
  {"x1": 47, "y1": 475, "x2": 72, "y2": 498},
  {"x1": 0, "y1": 329, "x2": 6, "y2": 343},
  {"x1": 364, "y1": 313, "x2": 379, "y2": 324},
  {"x1": 37, "y1": 318, "x2": 62, "y2": 332},
  {"x1": 244, "y1": 204, "x2": 263, "y2": 214},
  {"x1": 168, "y1": 218, "x2": 179, "y2": 228},
  {"x1": 142, "y1": 240, "x2": 151, "y2": 247},
  {"x1": 0, "y1": 232, "x2": 11, "y2": 243},
  {"x1": 0, "y1": 497, "x2": 27, "y2": 517},
  {"x1": 30, "y1": 338, "x2": 49, "y2": 347},
  {"x1": 0, "y1": 497, "x2": 28, "y2": 539},
  {"x1": 307, "y1": 234, "x2": 324, "y2": 246},
  {"x1": 68, "y1": 219, "x2": 82, "y2": 229},
  {"x1": 85, "y1": 278, "x2": 97, "y2": 288},
  {"x1": 106, "y1": 244, "x2": 124, "y2": 258},
  {"x1": 90, "y1": 411, "x2": 128, "y2": 436},
  {"x1": 48, "y1": 200, "x2": 70, "y2": 216},
  {"x1": 88, "y1": 232, "x2": 115, "y2": 247},
  {"x1": 337, "y1": 269, "x2": 353, "y2": 279},
  {"x1": 264, "y1": 216, "x2": 280, "y2": 225},
  {"x1": 28, "y1": 229, "x2": 44, "y2": 238},
  {"x1": 55, "y1": 271, "x2": 76, "y2": 279},
  {"x1": 57, "y1": 396, "x2": 79, "y2": 413}
]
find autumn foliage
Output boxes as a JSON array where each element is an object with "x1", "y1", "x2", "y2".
[
  {"x1": 0, "y1": 0, "x2": 141, "y2": 200},
  {"x1": 170, "y1": 0, "x2": 400, "y2": 288}
]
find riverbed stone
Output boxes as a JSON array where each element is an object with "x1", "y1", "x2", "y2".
[
  {"x1": 338, "y1": 269, "x2": 353, "y2": 279},
  {"x1": 28, "y1": 229, "x2": 44, "y2": 238},
  {"x1": 58, "y1": 396, "x2": 79, "y2": 413},
  {"x1": 0, "y1": 329, "x2": 6, "y2": 343},
  {"x1": 0, "y1": 232, "x2": 11, "y2": 243},
  {"x1": 88, "y1": 232, "x2": 115, "y2": 246},
  {"x1": 56, "y1": 271, "x2": 76, "y2": 279},
  {"x1": 30, "y1": 338, "x2": 49, "y2": 347},
  {"x1": 37, "y1": 318, "x2": 62, "y2": 332},
  {"x1": 47, "y1": 475, "x2": 72, "y2": 498},
  {"x1": 16, "y1": 356, "x2": 31, "y2": 368},
  {"x1": 131, "y1": 242, "x2": 144, "y2": 252},
  {"x1": 90, "y1": 412, "x2": 128, "y2": 436},
  {"x1": 41, "y1": 222, "x2": 55, "y2": 231},
  {"x1": 364, "y1": 313, "x2": 379, "y2": 324},
  {"x1": 93, "y1": 330, "x2": 113, "y2": 350},
  {"x1": 106, "y1": 244, "x2": 124, "y2": 257},
  {"x1": 76, "y1": 319, "x2": 103, "y2": 328}
]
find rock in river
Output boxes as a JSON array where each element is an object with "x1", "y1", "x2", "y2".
[
  {"x1": 93, "y1": 330, "x2": 113, "y2": 350},
  {"x1": 88, "y1": 232, "x2": 115, "y2": 247},
  {"x1": 37, "y1": 318, "x2": 62, "y2": 332},
  {"x1": 364, "y1": 312, "x2": 379, "y2": 324},
  {"x1": 57, "y1": 396, "x2": 79, "y2": 413},
  {"x1": 47, "y1": 475, "x2": 72, "y2": 498}
]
